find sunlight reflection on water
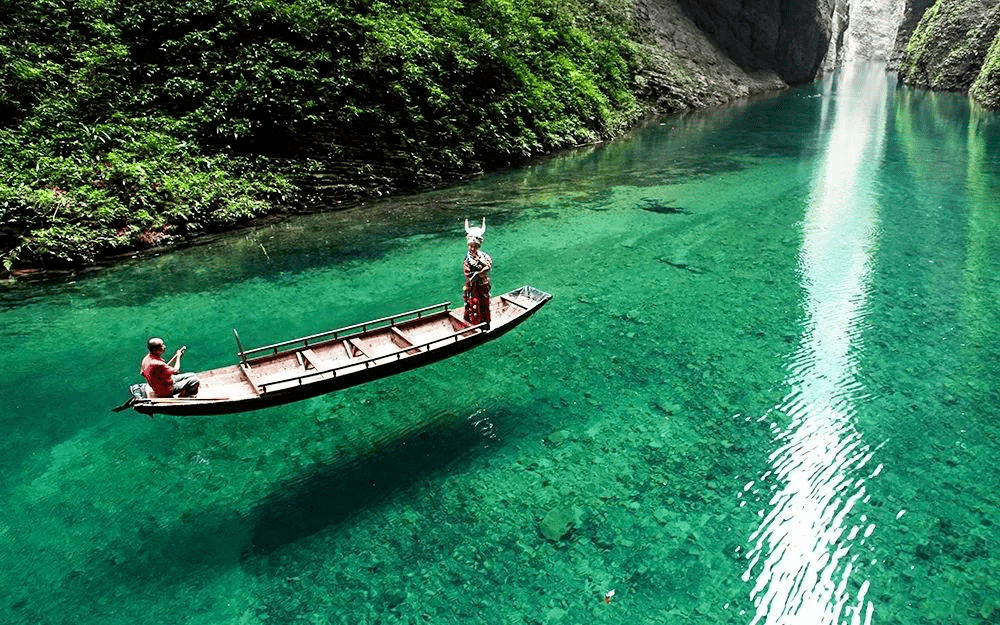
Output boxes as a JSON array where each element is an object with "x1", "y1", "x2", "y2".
[{"x1": 741, "y1": 63, "x2": 891, "y2": 625}]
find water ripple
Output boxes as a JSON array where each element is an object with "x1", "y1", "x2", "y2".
[{"x1": 740, "y1": 63, "x2": 890, "y2": 625}]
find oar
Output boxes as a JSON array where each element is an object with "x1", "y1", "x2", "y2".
[
  {"x1": 112, "y1": 395, "x2": 230, "y2": 412},
  {"x1": 111, "y1": 396, "x2": 136, "y2": 412},
  {"x1": 146, "y1": 396, "x2": 231, "y2": 402}
]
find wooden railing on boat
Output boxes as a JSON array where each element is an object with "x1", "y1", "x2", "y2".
[
  {"x1": 228, "y1": 287, "x2": 550, "y2": 395},
  {"x1": 234, "y1": 301, "x2": 453, "y2": 364},
  {"x1": 254, "y1": 321, "x2": 487, "y2": 394}
]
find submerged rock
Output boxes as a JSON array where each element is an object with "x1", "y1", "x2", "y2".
[
  {"x1": 540, "y1": 507, "x2": 583, "y2": 541},
  {"x1": 546, "y1": 430, "x2": 571, "y2": 446},
  {"x1": 653, "y1": 507, "x2": 673, "y2": 524},
  {"x1": 658, "y1": 258, "x2": 706, "y2": 274}
]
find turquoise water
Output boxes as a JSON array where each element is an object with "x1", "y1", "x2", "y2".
[{"x1": 1, "y1": 63, "x2": 998, "y2": 624}]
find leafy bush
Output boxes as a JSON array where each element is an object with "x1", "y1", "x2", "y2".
[{"x1": 1, "y1": 0, "x2": 644, "y2": 270}]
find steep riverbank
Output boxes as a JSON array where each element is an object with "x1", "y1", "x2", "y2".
[
  {"x1": 0, "y1": 0, "x2": 831, "y2": 275},
  {"x1": 1, "y1": 0, "x2": 996, "y2": 276},
  {"x1": 897, "y1": 0, "x2": 1000, "y2": 100},
  {"x1": 1, "y1": 0, "x2": 643, "y2": 272}
]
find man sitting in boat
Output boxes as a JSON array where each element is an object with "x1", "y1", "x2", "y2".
[
  {"x1": 141, "y1": 337, "x2": 201, "y2": 397},
  {"x1": 463, "y1": 218, "x2": 493, "y2": 330}
]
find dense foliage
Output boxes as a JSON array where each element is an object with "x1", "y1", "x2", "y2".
[{"x1": 0, "y1": 0, "x2": 643, "y2": 270}]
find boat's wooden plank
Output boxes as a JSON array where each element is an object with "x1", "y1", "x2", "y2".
[
  {"x1": 390, "y1": 326, "x2": 416, "y2": 346},
  {"x1": 275, "y1": 323, "x2": 485, "y2": 389},
  {"x1": 239, "y1": 363, "x2": 262, "y2": 395},
  {"x1": 390, "y1": 326, "x2": 424, "y2": 355},
  {"x1": 300, "y1": 348, "x2": 327, "y2": 370},
  {"x1": 240, "y1": 301, "x2": 452, "y2": 358},
  {"x1": 500, "y1": 295, "x2": 529, "y2": 310},
  {"x1": 346, "y1": 338, "x2": 371, "y2": 359},
  {"x1": 335, "y1": 340, "x2": 352, "y2": 358},
  {"x1": 342, "y1": 339, "x2": 361, "y2": 358},
  {"x1": 448, "y1": 310, "x2": 472, "y2": 329}
]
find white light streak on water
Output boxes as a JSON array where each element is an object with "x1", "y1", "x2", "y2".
[{"x1": 742, "y1": 63, "x2": 890, "y2": 625}]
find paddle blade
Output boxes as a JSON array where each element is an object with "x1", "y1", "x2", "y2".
[{"x1": 111, "y1": 397, "x2": 135, "y2": 412}]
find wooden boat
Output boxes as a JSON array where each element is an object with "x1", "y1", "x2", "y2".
[{"x1": 122, "y1": 285, "x2": 552, "y2": 416}]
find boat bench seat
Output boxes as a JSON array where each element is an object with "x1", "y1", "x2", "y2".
[
  {"x1": 500, "y1": 295, "x2": 528, "y2": 310},
  {"x1": 344, "y1": 339, "x2": 371, "y2": 359},
  {"x1": 448, "y1": 310, "x2": 473, "y2": 329},
  {"x1": 300, "y1": 348, "x2": 328, "y2": 370}
]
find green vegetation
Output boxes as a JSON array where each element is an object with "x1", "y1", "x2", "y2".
[
  {"x1": 899, "y1": 0, "x2": 1000, "y2": 109},
  {"x1": 0, "y1": 0, "x2": 644, "y2": 270},
  {"x1": 971, "y1": 29, "x2": 1000, "y2": 109},
  {"x1": 900, "y1": 1, "x2": 953, "y2": 87}
]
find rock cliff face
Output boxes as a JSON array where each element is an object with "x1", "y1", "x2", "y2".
[
  {"x1": 898, "y1": 0, "x2": 1000, "y2": 95},
  {"x1": 634, "y1": 0, "x2": 1000, "y2": 111},
  {"x1": 672, "y1": 0, "x2": 835, "y2": 84},
  {"x1": 632, "y1": 0, "x2": 831, "y2": 112},
  {"x1": 970, "y1": 28, "x2": 1000, "y2": 108},
  {"x1": 890, "y1": 0, "x2": 938, "y2": 66},
  {"x1": 822, "y1": 0, "x2": 851, "y2": 71}
]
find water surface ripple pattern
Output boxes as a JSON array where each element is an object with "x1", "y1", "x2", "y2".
[{"x1": 742, "y1": 64, "x2": 890, "y2": 625}]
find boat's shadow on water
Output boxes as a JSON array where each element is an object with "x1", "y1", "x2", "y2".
[
  {"x1": 240, "y1": 400, "x2": 516, "y2": 558},
  {"x1": 94, "y1": 403, "x2": 518, "y2": 591},
  {"x1": 242, "y1": 413, "x2": 487, "y2": 556}
]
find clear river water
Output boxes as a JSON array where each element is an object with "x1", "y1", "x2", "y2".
[{"x1": 1, "y1": 63, "x2": 998, "y2": 625}]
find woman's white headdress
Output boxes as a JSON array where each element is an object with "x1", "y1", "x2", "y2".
[{"x1": 465, "y1": 218, "x2": 486, "y2": 244}]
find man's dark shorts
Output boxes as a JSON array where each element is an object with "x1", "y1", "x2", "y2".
[{"x1": 173, "y1": 372, "x2": 201, "y2": 396}]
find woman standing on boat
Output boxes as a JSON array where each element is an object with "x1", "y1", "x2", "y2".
[{"x1": 463, "y1": 218, "x2": 493, "y2": 330}]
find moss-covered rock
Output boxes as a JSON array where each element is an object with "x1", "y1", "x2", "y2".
[
  {"x1": 971, "y1": 27, "x2": 1000, "y2": 108},
  {"x1": 898, "y1": 0, "x2": 1000, "y2": 108},
  {"x1": 890, "y1": 0, "x2": 939, "y2": 67}
]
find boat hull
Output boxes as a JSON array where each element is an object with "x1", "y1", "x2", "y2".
[{"x1": 129, "y1": 285, "x2": 551, "y2": 416}]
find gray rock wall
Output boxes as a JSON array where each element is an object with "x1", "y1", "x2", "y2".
[
  {"x1": 633, "y1": 0, "x2": 834, "y2": 113},
  {"x1": 890, "y1": 0, "x2": 939, "y2": 67},
  {"x1": 822, "y1": 0, "x2": 852, "y2": 71},
  {"x1": 672, "y1": 0, "x2": 834, "y2": 84},
  {"x1": 898, "y1": 0, "x2": 1000, "y2": 95},
  {"x1": 633, "y1": 0, "x2": 1000, "y2": 111},
  {"x1": 633, "y1": 0, "x2": 786, "y2": 112}
]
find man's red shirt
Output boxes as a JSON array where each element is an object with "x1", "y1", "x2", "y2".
[{"x1": 141, "y1": 353, "x2": 176, "y2": 397}]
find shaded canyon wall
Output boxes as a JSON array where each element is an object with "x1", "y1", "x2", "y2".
[
  {"x1": 897, "y1": 0, "x2": 1000, "y2": 109},
  {"x1": 634, "y1": 0, "x2": 1000, "y2": 110},
  {"x1": 632, "y1": 0, "x2": 833, "y2": 111}
]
